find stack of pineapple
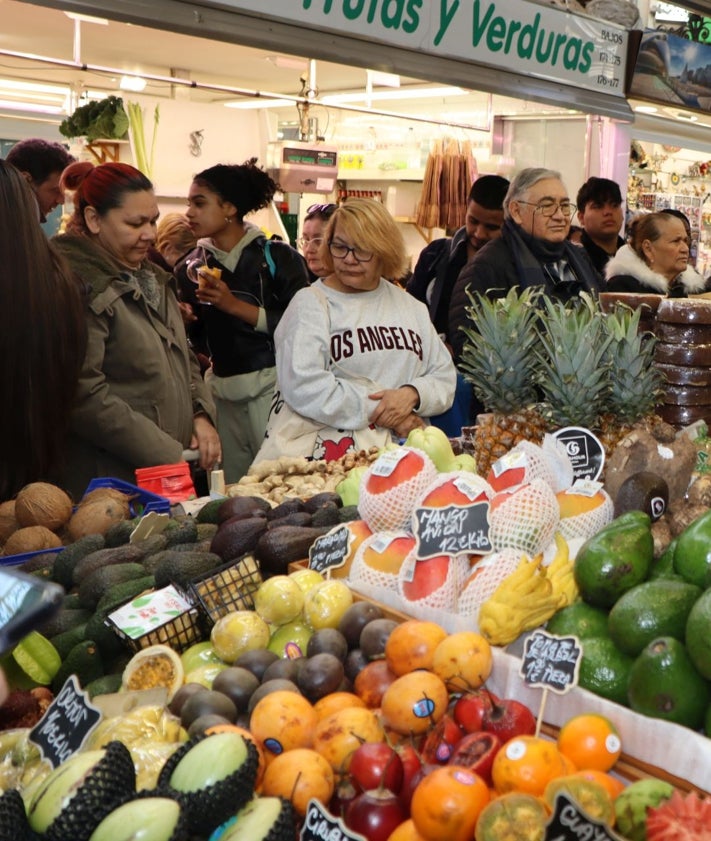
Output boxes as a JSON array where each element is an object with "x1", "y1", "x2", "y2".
[{"x1": 459, "y1": 288, "x2": 664, "y2": 476}]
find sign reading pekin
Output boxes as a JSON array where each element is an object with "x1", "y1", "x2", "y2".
[{"x1": 212, "y1": 0, "x2": 628, "y2": 96}]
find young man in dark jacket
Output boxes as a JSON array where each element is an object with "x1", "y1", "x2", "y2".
[{"x1": 576, "y1": 176, "x2": 625, "y2": 276}]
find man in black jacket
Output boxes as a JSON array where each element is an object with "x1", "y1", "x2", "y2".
[{"x1": 576, "y1": 176, "x2": 625, "y2": 276}]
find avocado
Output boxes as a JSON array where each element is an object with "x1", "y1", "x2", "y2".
[
  {"x1": 546, "y1": 602, "x2": 610, "y2": 640},
  {"x1": 685, "y1": 589, "x2": 711, "y2": 680},
  {"x1": 84, "y1": 673, "x2": 123, "y2": 699},
  {"x1": 77, "y1": 563, "x2": 148, "y2": 609},
  {"x1": 72, "y1": 544, "x2": 147, "y2": 586},
  {"x1": 627, "y1": 636, "x2": 710, "y2": 729},
  {"x1": 217, "y1": 496, "x2": 271, "y2": 524},
  {"x1": 104, "y1": 520, "x2": 135, "y2": 548},
  {"x1": 61, "y1": 593, "x2": 83, "y2": 609},
  {"x1": 49, "y1": 624, "x2": 88, "y2": 660},
  {"x1": 195, "y1": 499, "x2": 223, "y2": 524},
  {"x1": 303, "y1": 492, "x2": 342, "y2": 513},
  {"x1": 255, "y1": 525, "x2": 331, "y2": 576},
  {"x1": 265, "y1": 511, "x2": 313, "y2": 530},
  {"x1": 84, "y1": 611, "x2": 124, "y2": 659},
  {"x1": 578, "y1": 636, "x2": 634, "y2": 707},
  {"x1": 338, "y1": 505, "x2": 361, "y2": 523},
  {"x1": 51, "y1": 640, "x2": 104, "y2": 693},
  {"x1": 310, "y1": 504, "x2": 341, "y2": 528},
  {"x1": 51, "y1": 533, "x2": 106, "y2": 588},
  {"x1": 153, "y1": 550, "x2": 223, "y2": 589},
  {"x1": 209, "y1": 517, "x2": 268, "y2": 563},
  {"x1": 18, "y1": 551, "x2": 59, "y2": 578},
  {"x1": 265, "y1": 498, "x2": 306, "y2": 521},
  {"x1": 164, "y1": 517, "x2": 198, "y2": 547},
  {"x1": 196, "y1": 523, "x2": 218, "y2": 541},
  {"x1": 38, "y1": 608, "x2": 92, "y2": 639},
  {"x1": 614, "y1": 471, "x2": 669, "y2": 521},
  {"x1": 607, "y1": 579, "x2": 701, "y2": 656},
  {"x1": 95, "y1": 575, "x2": 155, "y2": 615}
]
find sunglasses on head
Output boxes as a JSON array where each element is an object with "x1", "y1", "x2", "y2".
[{"x1": 306, "y1": 203, "x2": 338, "y2": 216}]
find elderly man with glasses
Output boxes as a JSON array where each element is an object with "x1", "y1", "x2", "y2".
[{"x1": 448, "y1": 167, "x2": 603, "y2": 362}]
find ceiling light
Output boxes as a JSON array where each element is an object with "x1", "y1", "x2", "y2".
[
  {"x1": 64, "y1": 12, "x2": 109, "y2": 25},
  {"x1": 322, "y1": 86, "x2": 467, "y2": 104},
  {"x1": 267, "y1": 55, "x2": 309, "y2": 71},
  {"x1": 119, "y1": 75, "x2": 147, "y2": 92},
  {"x1": 367, "y1": 70, "x2": 400, "y2": 88},
  {"x1": 0, "y1": 99, "x2": 64, "y2": 114},
  {"x1": 225, "y1": 98, "x2": 295, "y2": 110},
  {"x1": 634, "y1": 105, "x2": 658, "y2": 114}
]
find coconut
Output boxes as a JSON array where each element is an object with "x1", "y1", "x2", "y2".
[
  {"x1": 80, "y1": 488, "x2": 132, "y2": 516},
  {"x1": 15, "y1": 483, "x2": 73, "y2": 532},
  {"x1": 2, "y1": 526, "x2": 62, "y2": 556},
  {"x1": 0, "y1": 500, "x2": 18, "y2": 545},
  {"x1": 67, "y1": 498, "x2": 130, "y2": 541}
]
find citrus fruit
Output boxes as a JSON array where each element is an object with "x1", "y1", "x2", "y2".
[
  {"x1": 261, "y1": 748, "x2": 334, "y2": 816},
  {"x1": 491, "y1": 735, "x2": 569, "y2": 796},
  {"x1": 380, "y1": 671, "x2": 449, "y2": 735},
  {"x1": 249, "y1": 690, "x2": 318, "y2": 757},
  {"x1": 410, "y1": 765, "x2": 489, "y2": 841},
  {"x1": 431, "y1": 631, "x2": 492, "y2": 693},
  {"x1": 384, "y1": 619, "x2": 447, "y2": 676},
  {"x1": 557, "y1": 713, "x2": 621, "y2": 772}
]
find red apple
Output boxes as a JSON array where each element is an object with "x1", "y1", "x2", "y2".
[
  {"x1": 453, "y1": 689, "x2": 493, "y2": 734},
  {"x1": 349, "y1": 742, "x2": 404, "y2": 794},
  {"x1": 420, "y1": 713, "x2": 464, "y2": 765},
  {"x1": 344, "y1": 788, "x2": 408, "y2": 841},
  {"x1": 482, "y1": 694, "x2": 536, "y2": 743},
  {"x1": 447, "y1": 731, "x2": 501, "y2": 786}
]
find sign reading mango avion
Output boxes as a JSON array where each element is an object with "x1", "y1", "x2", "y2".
[{"x1": 212, "y1": 0, "x2": 628, "y2": 96}]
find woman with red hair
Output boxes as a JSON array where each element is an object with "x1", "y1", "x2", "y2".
[{"x1": 53, "y1": 160, "x2": 220, "y2": 497}]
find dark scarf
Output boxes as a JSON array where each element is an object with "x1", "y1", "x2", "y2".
[{"x1": 504, "y1": 218, "x2": 601, "y2": 299}]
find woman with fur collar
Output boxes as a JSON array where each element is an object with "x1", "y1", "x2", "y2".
[{"x1": 605, "y1": 211, "x2": 708, "y2": 296}]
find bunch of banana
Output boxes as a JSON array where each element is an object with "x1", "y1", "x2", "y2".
[
  {"x1": 546, "y1": 532, "x2": 579, "y2": 607},
  {"x1": 478, "y1": 552, "x2": 564, "y2": 646}
]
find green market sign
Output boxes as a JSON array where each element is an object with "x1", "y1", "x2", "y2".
[{"x1": 215, "y1": 0, "x2": 628, "y2": 96}]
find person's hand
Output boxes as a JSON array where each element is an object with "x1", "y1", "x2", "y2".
[
  {"x1": 392, "y1": 413, "x2": 427, "y2": 438},
  {"x1": 368, "y1": 386, "x2": 420, "y2": 432},
  {"x1": 195, "y1": 275, "x2": 232, "y2": 311},
  {"x1": 190, "y1": 414, "x2": 222, "y2": 472},
  {"x1": 178, "y1": 301, "x2": 197, "y2": 325}
]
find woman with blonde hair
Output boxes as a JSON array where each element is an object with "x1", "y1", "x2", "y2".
[
  {"x1": 155, "y1": 212, "x2": 196, "y2": 268},
  {"x1": 254, "y1": 198, "x2": 456, "y2": 462}
]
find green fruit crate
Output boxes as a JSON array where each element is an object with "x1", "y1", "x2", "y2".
[{"x1": 187, "y1": 553, "x2": 263, "y2": 627}]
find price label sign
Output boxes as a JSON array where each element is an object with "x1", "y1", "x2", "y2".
[
  {"x1": 308, "y1": 525, "x2": 352, "y2": 574},
  {"x1": 520, "y1": 630, "x2": 581, "y2": 695},
  {"x1": 301, "y1": 798, "x2": 366, "y2": 841},
  {"x1": 29, "y1": 675, "x2": 102, "y2": 768},
  {"x1": 552, "y1": 427, "x2": 604, "y2": 482},
  {"x1": 545, "y1": 791, "x2": 623, "y2": 840},
  {"x1": 413, "y1": 501, "x2": 491, "y2": 560}
]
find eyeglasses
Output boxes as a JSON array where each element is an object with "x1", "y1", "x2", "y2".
[
  {"x1": 329, "y1": 241, "x2": 374, "y2": 262},
  {"x1": 517, "y1": 200, "x2": 577, "y2": 217},
  {"x1": 307, "y1": 203, "x2": 338, "y2": 216},
  {"x1": 297, "y1": 236, "x2": 323, "y2": 250}
]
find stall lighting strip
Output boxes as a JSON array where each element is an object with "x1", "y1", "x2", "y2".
[{"x1": 0, "y1": 46, "x2": 493, "y2": 133}]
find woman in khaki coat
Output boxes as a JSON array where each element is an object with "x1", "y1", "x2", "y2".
[{"x1": 53, "y1": 161, "x2": 219, "y2": 498}]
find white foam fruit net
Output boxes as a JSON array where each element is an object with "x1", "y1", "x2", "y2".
[
  {"x1": 359, "y1": 449, "x2": 438, "y2": 533},
  {"x1": 488, "y1": 478, "x2": 560, "y2": 557},
  {"x1": 457, "y1": 549, "x2": 523, "y2": 619},
  {"x1": 348, "y1": 531, "x2": 413, "y2": 595},
  {"x1": 558, "y1": 489, "x2": 614, "y2": 541},
  {"x1": 398, "y1": 550, "x2": 471, "y2": 612},
  {"x1": 503, "y1": 439, "x2": 573, "y2": 494}
]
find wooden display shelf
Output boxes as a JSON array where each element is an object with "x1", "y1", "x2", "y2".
[{"x1": 85, "y1": 139, "x2": 129, "y2": 164}]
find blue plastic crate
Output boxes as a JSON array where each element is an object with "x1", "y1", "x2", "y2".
[
  {"x1": 84, "y1": 477, "x2": 171, "y2": 516},
  {"x1": 0, "y1": 546, "x2": 64, "y2": 568}
]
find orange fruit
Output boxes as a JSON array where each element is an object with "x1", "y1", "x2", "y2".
[
  {"x1": 570, "y1": 769, "x2": 626, "y2": 801},
  {"x1": 261, "y1": 748, "x2": 334, "y2": 816},
  {"x1": 431, "y1": 631, "x2": 492, "y2": 693},
  {"x1": 557, "y1": 713, "x2": 622, "y2": 772},
  {"x1": 385, "y1": 619, "x2": 447, "y2": 675},
  {"x1": 312, "y1": 706, "x2": 384, "y2": 771},
  {"x1": 410, "y1": 765, "x2": 490, "y2": 841},
  {"x1": 380, "y1": 671, "x2": 449, "y2": 736},
  {"x1": 491, "y1": 735, "x2": 570, "y2": 797},
  {"x1": 249, "y1": 690, "x2": 318, "y2": 757},
  {"x1": 313, "y1": 691, "x2": 365, "y2": 721},
  {"x1": 386, "y1": 819, "x2": 427, "y2": 841}
]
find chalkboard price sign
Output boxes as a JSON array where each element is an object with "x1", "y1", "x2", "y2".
[
  {"x1": 413, "y1": 501, "x2": 491, "y2": 560},
  {"x1": 520, "y1": 630, "x2": 581, "y2": 695},
  {"x1": 301, "y1": 798, "x2": 366, "y2": 841},
  {"x1": 308, "y1": 525, "x2": 352, "y2": 574},
  {"x1": 545, "y1": 791, "x2": 622, "y2": 840},
  {"x1": 29, "y1": 675, "x2": 102, "y2": 768}
]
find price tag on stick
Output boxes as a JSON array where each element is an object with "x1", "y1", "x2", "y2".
[
  {"x1": 545, "y1": 791, "x2": 624, "y2": 841},
  {"x1": 308, "y1": 525, "x2": 352, "y2": 575},
  {"x1": 29, "y1": 675, "x2": 102, "y2": 768},
  {"x1": 520, "y1": 630, "x2": 582, "y2": 736}
]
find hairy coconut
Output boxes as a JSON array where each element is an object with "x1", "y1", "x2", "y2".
[
  {"x1": 0, "y1": 500, "x2": 18, "y2": 545},
  {"x1": 2, "y1": 526, "x2": 62, "y2": 556},
  {"x1": 15, "y1": 483, "x2": 73, "y2": 532},
  {"x1": 79, "y1": 488, "x2": 132, "y2": 517},
  {"x1": 67, "y1": 498, "x2": 129, "y2": 541}
]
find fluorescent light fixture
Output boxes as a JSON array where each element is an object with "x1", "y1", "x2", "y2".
[
  {"x1": 367, "y1": 70, "x2": 400, "y2": 88},
  {"x1": 0, "y1": 99, "x2": 64, "y2": 114},
  {"x1": 225, "y1": 98, "x2": 294, "y2": 110},
  {"x1": 322, "y1": 86, "x2": 467, "y2": 104},
  {"x1": 267, "y1": 55, "x2": 309, "y2": 71},
  {"x1": 119, "y1": 75, "x2": 147, "y2": 92},
  {"x1": 634, "y1": 104, "x2": 658, "y2": 114},
  {"x1": 64, "y1": 12, "x2": 109, "y2": 25}
]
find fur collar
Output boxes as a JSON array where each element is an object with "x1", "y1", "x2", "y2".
[{"x1": 605, "y1": 244, "x2": 706, "y2": 294}]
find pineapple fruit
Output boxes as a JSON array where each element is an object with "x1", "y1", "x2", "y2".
[{"x1": 458, "y1": 288, "x2": 664, "y2": 476}]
